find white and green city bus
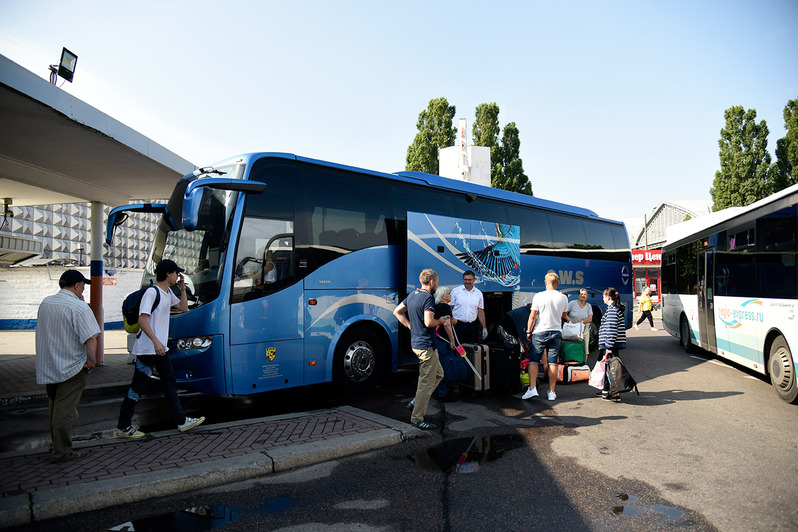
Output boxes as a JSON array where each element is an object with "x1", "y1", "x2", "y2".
[{"x1": 661, "y1": 184, "x2": 798, "y2": 403}]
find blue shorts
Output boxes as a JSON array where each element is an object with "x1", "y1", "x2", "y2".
[{"x1": 529, "y1": 330, "x2": 562, "y2": 365}]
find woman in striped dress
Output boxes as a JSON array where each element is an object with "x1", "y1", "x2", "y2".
[{"x1": 598, "y1": 287, "x2": 626, "y2": 402}]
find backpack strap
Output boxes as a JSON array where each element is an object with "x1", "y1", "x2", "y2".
[{"x1": 136, "y1": 286, "x2": 162, "y2": 339}]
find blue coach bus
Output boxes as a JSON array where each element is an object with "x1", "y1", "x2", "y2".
[{"x1": 107, "y1": 153, "x2": 632, "y2": 395}]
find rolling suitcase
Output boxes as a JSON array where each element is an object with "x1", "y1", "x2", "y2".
[
  {"x1": 487, "y1": 342, "x2": 522, "y2": 394},
  {"x1": 461, "y1": 343, "x2": 490, "y2": 392}
]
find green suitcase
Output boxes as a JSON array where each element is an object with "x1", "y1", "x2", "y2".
[{"x1": 560, "y1": 340, "x2": 586, "y2": 364}]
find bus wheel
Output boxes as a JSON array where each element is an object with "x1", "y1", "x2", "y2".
[
  {"x1": 679, "y1": 316, "x2": 694, "y2": 353},
  {"x1": 333, "y1": 329, "x2": 383, "y2": 394},
  {"x1": 768, "y1": 336, "x2": 798, "y2": 404}
]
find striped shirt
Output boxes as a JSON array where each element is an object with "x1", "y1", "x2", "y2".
[
  {"x1": 598, "y1": 303, "x2": 627, "y2": 350},
  {"x1": 35, "y1": 289, "x2": 101, "y2": 384}
]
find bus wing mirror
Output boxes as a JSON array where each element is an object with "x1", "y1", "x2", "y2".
[
  {"x1": 182, "y1": 179, "x2": 266, "y2": 231},
  {"x1": 106, "y1": 203, "x2": 167, "y2": 244}
]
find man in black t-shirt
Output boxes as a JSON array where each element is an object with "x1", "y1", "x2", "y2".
[{"x1": 394, "y1": 269, "x2": 448, "y2": 430}]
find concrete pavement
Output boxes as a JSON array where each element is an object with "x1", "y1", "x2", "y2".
[{"x1": 0, "y1": 330, "x2": 416, "y2": 528}]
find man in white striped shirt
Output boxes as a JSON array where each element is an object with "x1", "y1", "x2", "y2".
[{"x1": 36, "y1": 270, "x2": 101, "y2": 463}]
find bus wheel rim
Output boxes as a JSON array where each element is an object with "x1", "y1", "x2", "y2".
[
  {"x1": 771, "y1": 346, "x2": 793, "y2": 390},
  {"x1": 343, "y1": 341, "x2": 375, "y2": 382}
]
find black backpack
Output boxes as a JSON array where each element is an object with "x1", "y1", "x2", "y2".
[
  {"x1": 606, "y1": 355, "x2": 639, "y2": 395},
  {"x1": 122, "y1": 285, "x2": 161, "y2": 333}
]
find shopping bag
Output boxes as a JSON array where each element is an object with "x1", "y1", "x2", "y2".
[
  {"x1": 588, "y1": 355, "x2": 607, "y2": 389},
  {"x1": 562, "y1": 322, "x2": 584, "y2": 342}
]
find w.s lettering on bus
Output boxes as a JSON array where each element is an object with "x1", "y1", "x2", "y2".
[{"x1": 558, "y1": 270, "x2": 584, "y2": 285}]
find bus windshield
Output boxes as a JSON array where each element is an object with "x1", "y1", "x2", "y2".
[{"x1": 145, "y1": 173, "x2": 242, "y2": 306}]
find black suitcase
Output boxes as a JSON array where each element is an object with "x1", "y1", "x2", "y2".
[
  {"x1": 460, "y1": 343, "x2": 490, "y2": 392},
  {"x1": 487, "y1": 342, "x2": 522, "y2": 394}
]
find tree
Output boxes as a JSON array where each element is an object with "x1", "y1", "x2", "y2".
[
  {"x1": 472, "y1": 103, "x2": 532, "y2": 195},
  {"x1": 774, "y1": 98, "x2": 798, "y2": 189},
  {"x1": 472, "y1": 103, "x2": 502, "y2": 184},
  {"x1": 494, "y1": 122, "x2": 532, "y2": 195},
  {"x1": 710, "y1": 106, "x2": 773, "y2": 210},
  {"x1": 405, "y1": 97, "x2": 456, "y2": 174}
]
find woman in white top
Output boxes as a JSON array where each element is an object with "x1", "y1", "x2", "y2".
[{"x1": 566, "y1": 288, "x2": 593, "y2": 356}]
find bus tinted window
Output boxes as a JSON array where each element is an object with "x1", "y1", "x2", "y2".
[
  {"x1": 515, "y1": 207, "x2": 554, "y2": 252},
  {"x1": 756, "y1": 207, "x2": 797, "y2": 299},
  {"x1": 675, "y1": 241, "x2": 701, "y2": 294},
  {"x1": 302, "y1": 167, "x2": 389, "y2": 266},
  {"x1": 232, "y1": 162, "x2": 297, "y2": 303},
  {"x1": 550, "y1": 213, "x2": 587, "y2": 250}
]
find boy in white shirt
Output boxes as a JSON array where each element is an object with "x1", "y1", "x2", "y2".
[{"x1": 116, "y1": 260, "x2": 205, "y2": 438}]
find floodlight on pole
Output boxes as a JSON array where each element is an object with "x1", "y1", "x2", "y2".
[{"x1": 49, "y1": 47, "x2": 77, "y2": 85}]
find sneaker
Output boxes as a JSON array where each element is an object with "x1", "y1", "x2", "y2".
[
  {"x1": 115, "y1": 426, "x2": 146, "y2": 439},
  {"x1": 651, "y1": 327, "x2": 658, "y2": 331},
  {"x1": 411, "y1": 420, "x2": 437, "y2": 430},
  {"x1": 50, "y1": 450, "x2": 87, "y2": 463},
  {"x1": 406, "y1": 399, "x2": 415, "y2": 410},
  {"x1": 178, "y1": 416, "x2": 205, "y2": 432},
  {"x1": 602, "y1": 395, "x2": 621, "y2": 402},
  {"x1": 633, "y1": 324, "x2": 639, "y2": 330},
  {"x1": 547, "y1": 390, "x2": 557, "y2": 401},
  {"x1": 522, "y1": 387, "x2": 539, "y2": 400}
]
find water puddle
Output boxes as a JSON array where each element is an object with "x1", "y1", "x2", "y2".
[
  {"x1": 107, "y1": 498, "x2": 293, "y2": 531},
  {"x1": 409, "y1": 434, "x2": 524, "y2": 474},
  {"x1": 611, "y1": 492, "x2": 684, "y2": 519}
]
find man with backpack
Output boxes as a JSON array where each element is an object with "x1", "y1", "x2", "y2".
[{"x1": 115, "y1": 259, "x2": 205, "y2": 438}]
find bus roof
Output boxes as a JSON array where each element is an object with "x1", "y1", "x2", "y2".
[
  {"x1": 665, "y1": 183, "x2": 798, "y2": 248},
  {"x1": 196, "y1": 152, "x2": 625, "y2": 226}
]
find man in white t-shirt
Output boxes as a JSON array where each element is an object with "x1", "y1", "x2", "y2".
[
  {"x1": 449, "y1": 270, "x2": 487, "y2": 343},
  {"x1": 116, "y1": 259, "x2": 205, "y2": 438},
  {"x1": 522, "y1": 272, "x2": 569, "y2": 401}
]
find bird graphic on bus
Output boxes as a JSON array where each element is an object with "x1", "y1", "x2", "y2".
[{"x1": 456, "y1": 223, "x2": 520, "y2": 287}]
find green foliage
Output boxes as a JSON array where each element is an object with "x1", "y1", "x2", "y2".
[
  {"x1": 472, "y1": 105, "x2": 533, "y2": 196},
  {"x1": 710, "y1": 106, "x2": 773, "y2": 210},
  {"x1": 473, "y1": 103, "x2": 502, "y2": 184},
  {"x1": 774, "y1": 98, "x2": 798, "y2": 188},
  {"x1": 405, "y1": 97, "x2": 456, "y2": 174},
  {"x1": 493, "y1": 122, "x2": 533, "y2": 195}
]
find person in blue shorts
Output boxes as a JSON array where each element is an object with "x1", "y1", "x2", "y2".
[{"x1": 522, "y1": 272, "x2": 569, "y2": 401}]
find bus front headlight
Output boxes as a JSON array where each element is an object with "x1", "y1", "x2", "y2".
[{"x1": 176, "y1": 336, "x2": 213, "y2": 350}]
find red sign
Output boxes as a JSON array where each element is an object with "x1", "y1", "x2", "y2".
[
  {"x1": 102, "y1": 277, "x2": 118, "y2": 285},
  {"x1": 631, "y1": 249, "x2": 661, "y2": 266}
]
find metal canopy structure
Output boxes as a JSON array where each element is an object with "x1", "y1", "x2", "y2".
[
  {"x1": 0, "y1": 54, "x2": 196, "y2": 265},
  {"x1": 0, "y1": 54, "x2": 195, "y2": 206}
]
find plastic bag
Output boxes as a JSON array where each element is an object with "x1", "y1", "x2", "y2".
[
  {"x1": 588, "y1": 356, "x2": 607, "y2": 389},
  {"x1": 562, "y1": 322, "x2": 584, "y2": 342}
]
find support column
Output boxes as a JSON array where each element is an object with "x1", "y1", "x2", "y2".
[{"x1": 89, "y1": 201, "x2": 105, "y2": 365}]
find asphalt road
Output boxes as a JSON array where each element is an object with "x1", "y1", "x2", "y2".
[{"x1": 5, "y1": 328, "x2": 798, "y2": 531}]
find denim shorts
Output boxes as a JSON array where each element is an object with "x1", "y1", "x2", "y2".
[{"x1": 529, "y1": 330, "x2": 562, "y2": 365}]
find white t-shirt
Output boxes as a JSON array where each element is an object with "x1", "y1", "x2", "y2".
[
  {"x1": 531, "y1": 289, "x2": 569, "y2": 334},
  {"x1": 450, "y1": 285, "x2": 484, "y2": 322},
  {"x1": 132, "y1": 285, "x2": 180, "y2": 355}
]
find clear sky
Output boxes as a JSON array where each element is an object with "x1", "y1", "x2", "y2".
[{"x1": 1, "y1": 0, "x2": 796, "y2": 224}]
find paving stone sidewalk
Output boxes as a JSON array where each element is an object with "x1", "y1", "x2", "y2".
[{"x1": 0, "y1": 330, "x2": 414, "y2": 527}]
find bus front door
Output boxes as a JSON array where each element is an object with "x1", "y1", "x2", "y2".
[{"x1": 697, "y1": 249, "x2": 717, "y2": 354}]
